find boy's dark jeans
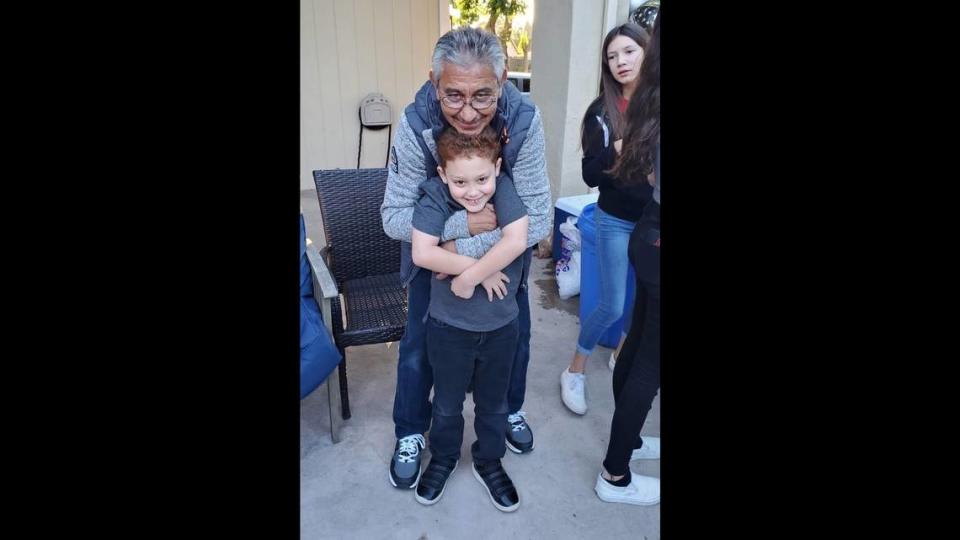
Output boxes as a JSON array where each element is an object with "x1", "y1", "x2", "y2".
[
  {"x1": 393, "y1": 249, "x2": 533, "y2": 439},
  {"x1": 425, "y1": 315, "x2": 519, "y2": 462}
]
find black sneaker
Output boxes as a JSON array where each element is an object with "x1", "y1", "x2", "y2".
[
  {"x1": 389, "y1": 434, "x2": 425, "y2": 489},
  {"x1": 505, "y1": 411, "x2": 534, "y2": 454},
  {"x1": 415, "y1": 457, "x2": 458, "y2": 505},
  {"x1": 472, "y1": 459, "x2": 520, "y2": 512}
]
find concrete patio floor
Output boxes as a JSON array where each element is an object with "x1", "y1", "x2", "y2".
[{"x1": 300, "y1": 189, "x2": 660, "y2": 540}]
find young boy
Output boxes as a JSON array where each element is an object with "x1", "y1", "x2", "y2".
[{"x1": 410, "y1": 126, "x2": 529, "y2": 512}]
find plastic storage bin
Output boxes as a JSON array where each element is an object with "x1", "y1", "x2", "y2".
[{"x1": 552, "y1": 193, "x2": 599, "y2": 261}]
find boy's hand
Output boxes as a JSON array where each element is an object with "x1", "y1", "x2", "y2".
[
  {"x1": 480, "y1": 272, "x2": 510, "y2": 302},
  {"x1": 451, "y1": 275, "x2": 476, "y2": 299},
  {"x1": 467, "y1": 204, "x2": 497, "y2": 235}
]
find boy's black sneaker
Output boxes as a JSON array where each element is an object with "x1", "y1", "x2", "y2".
[
  {"x1": 415, "y1": 457, "x2": 458, "y2": 505},
  {"x1": 472, "y1": 459, "x2": 520, "y2": 512}
]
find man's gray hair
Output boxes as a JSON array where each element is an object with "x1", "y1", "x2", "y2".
[{"x1": 432, "y1": 27, "x2": 505, "y2": 82}]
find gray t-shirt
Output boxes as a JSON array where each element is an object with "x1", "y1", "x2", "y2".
[{"x1": 412, "y1": 174, "x2": 527, "y2": 332}]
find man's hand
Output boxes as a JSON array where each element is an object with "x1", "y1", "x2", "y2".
[
  {"x1": 450, "y1": 274, "x2": 476, "y2": 299},
  {"x1": 467, "y1": 204, "x2": 497, "y2": 236},
  {"x1": 480, "y1": 271, "x2": 509, "y2": 302}
]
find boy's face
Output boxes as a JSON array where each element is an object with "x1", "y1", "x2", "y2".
[{"x1": 437, "y1": 155, "x2": 501, "y2": 213}]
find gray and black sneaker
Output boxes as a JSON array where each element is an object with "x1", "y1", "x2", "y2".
[
  {"x1": 389, "y1": 434, "x2": 426, "y2": 489},
  {"x1": 505, "y1": 411, "x2": 534, "y2": 454}
]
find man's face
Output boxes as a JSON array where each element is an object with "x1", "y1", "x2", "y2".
[{"x1": 433, "y1": 63, "x2": 504, "y2": 136}]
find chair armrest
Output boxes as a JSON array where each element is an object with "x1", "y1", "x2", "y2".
[
  {"x1": 306, "y1": 244, "x2": 338, "y2": 300},
  {"x1": 307, "y1": 243, "x2": 339, "y2": 341},
  {"x1": 317, "y1": 243, "x2": 330, "y2": 259}
]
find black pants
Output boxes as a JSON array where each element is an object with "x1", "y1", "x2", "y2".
[
  {"x1": 426, "y1": 316, "x2": 519, "y2": 462},
  {"x1": 603, "y1": 224, "x2": 660, "y2": 477},
  {"x1": 393, "y1": 248, "x2": 533, "y2": 438}
]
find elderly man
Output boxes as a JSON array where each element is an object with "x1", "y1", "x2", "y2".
[{"x1": 381, "y1": 27, "x2": 551, "y2": 496}]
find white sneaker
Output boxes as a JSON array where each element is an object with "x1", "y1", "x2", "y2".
[
  {"x1": 594, "y1": 472, "x2": 660, "y2": 506},
  {"x1": 560, "y1": 368, "x2": 587, "y2": 414},
  {"x1": 608, "y1": 351, "x2": 617, "y2": 371},
  {"x1": 632, "y1": 436, "x2": 661, "y2": 460}
]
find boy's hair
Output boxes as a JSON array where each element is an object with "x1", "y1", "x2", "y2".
[{"x1": 436, "y1": 125, "x2": 501, "y2": 168}]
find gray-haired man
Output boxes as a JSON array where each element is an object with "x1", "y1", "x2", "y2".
[{"x1": 381, "y1": 27, "x2": 551, "y2": 499}]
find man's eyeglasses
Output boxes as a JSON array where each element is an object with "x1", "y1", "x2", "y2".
[{"x1": 438, "y1": 93, "x2": 498, "y2": 111}]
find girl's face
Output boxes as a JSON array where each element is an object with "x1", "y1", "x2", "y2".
[{"x1": 607, "y1": 35, "x2": 644, "y2": 87}]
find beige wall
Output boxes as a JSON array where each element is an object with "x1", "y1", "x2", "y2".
[
  {"x1": 301, "y1": 0, "x2": 450, "y2": 190},
  {"x1": 529, "y1": 0, "x2": 634, "y2": 202},
  {"x1": 530, "y1": 0, "x2": 604, "y2": 201}
]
